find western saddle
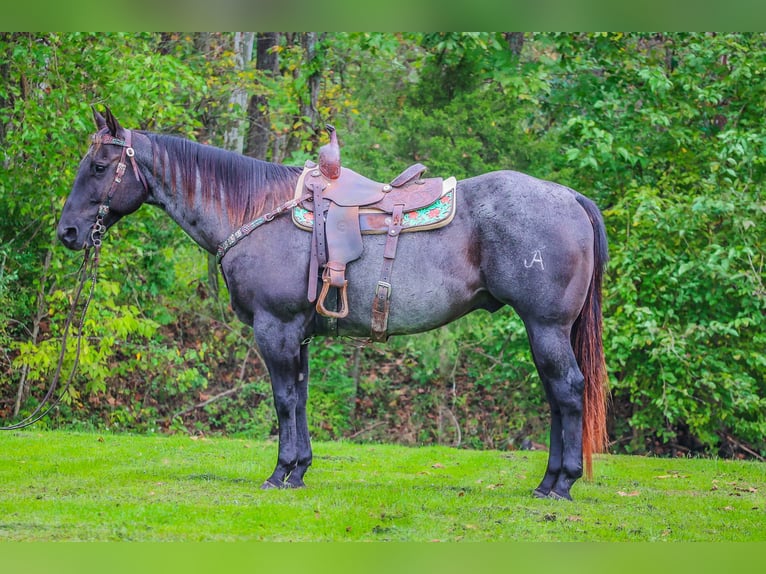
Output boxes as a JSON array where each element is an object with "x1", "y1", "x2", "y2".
[{"x1": 294, "y1": 125, "x2": 456, "y2": 341}]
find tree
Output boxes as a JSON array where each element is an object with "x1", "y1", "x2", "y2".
[
  {"x1": 223, "y1": 32, "x2": 255, "y2": 154},
  {"x1": 246, "y1": 32, "x2": 280, "y2": 159}
]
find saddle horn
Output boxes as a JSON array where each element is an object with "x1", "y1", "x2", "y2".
[{"x1": 319, "y1": 124, "x2": 341, "y2": 180}]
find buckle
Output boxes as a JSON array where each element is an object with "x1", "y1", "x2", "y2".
[{"x1": 375, "y1": 281, "x2": 392, "y2": 300}]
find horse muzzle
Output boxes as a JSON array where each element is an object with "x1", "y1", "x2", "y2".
[{"x1": 57, "y1": 223, "x2": 89, "y2": 250}]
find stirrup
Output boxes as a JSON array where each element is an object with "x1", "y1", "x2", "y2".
[{"x1": 316, "y1": 277, "x2": 349, "y2": 319}]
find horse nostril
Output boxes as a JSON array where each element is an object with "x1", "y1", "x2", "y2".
[{"x1": 59, "y1": 227, "x2": 80, "y2": 249}]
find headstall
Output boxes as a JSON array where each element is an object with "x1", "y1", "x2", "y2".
[{"x1": 89, "y1": 128, "x2": 149, "y2": 246}]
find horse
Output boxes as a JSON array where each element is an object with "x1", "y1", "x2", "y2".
[{"x1": 57, "y1": 107, "x2": 609, "y2": 501}]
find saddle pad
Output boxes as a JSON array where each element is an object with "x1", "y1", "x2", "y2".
[{"x1": 292, "y1": 176, "x2": 457, "y2": 234}]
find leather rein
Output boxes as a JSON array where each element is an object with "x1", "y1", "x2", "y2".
[{"x1": 0, "y1": 129, "x2": 146, "y2": 430}]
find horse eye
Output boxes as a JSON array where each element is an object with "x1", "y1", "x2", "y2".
[{"x1": 92, "y1": 163, "x2": 107, "y2": 175}]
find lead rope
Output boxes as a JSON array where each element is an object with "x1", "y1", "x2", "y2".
[
  {"x1": 0, "y1": 221, "x2": 103, "y2": 430},
  {"x1": 2, "y1": 127, "x2": 143, "y2": 430}
]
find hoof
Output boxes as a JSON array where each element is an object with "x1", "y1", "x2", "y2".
[
  {"x1": 533, "y1": 487, "x2": 573, "y2": 501},
  {"x1": 547, "y1": 490, "x2": 573, "y2": 501},
  {"x1": 260, "y1": 477, "x2": 306, "y2": 490},
  {"x1": 260, "y1": 478, "x2": 283, "y2": 490}
]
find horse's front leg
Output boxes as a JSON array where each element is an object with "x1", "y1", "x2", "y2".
[
  {"x1": 285, "y1": 342, "x2": 312, "y2": 487},
  {"x1": 254, "y1": 318, "x2": 313, "y2": 489}
]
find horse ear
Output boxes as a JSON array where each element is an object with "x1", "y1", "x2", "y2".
[
  {"x1": 92, "y1": 106, "x2": 107, "y2": 130},
  {"x1": 103, "y1": 106, "x2": 122, "y2": 136}
]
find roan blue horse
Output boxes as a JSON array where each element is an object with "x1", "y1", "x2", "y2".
[{"x1": 57, "y1": 108, "x2": 609, "y2": 500}]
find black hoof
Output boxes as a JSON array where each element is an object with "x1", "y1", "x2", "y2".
[
  {"x1": 285, "y1": 476, "x2": 306, "y2": 489},
  {"x1": 547, "y1": 490, "x2": 573, "y2": 501},
  {"x1": 260, "y1": 478, "x2": 283, "y2": 490},
  {"x1": 533, "y1": 488, "x2": 551, "y2": 499}
]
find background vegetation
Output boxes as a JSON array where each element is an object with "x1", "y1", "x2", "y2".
[{"x1": 1, "y1": 33, "x2": 764, "y2": 461}]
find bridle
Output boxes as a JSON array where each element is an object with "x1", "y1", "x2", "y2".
[
  {"x1": 0, "y1": 128, "x2": 148, "y2": 430},
  {"x1": 89, "y1": 128, "x2": 149, "y2": 247}
]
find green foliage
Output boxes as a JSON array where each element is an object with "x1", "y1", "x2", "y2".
[
  {"x1": 605, "y1": 188, "x2": 765, "y2": 452},
  {"x1": 306, "y1": 340, "x2": 358, "y2": 440},
  {"x1": 337, "y1": 32, "x2": 556, "y2": 181},
  {"x1": 0, "y1": 32, "x2": 211, "y2": 426}
]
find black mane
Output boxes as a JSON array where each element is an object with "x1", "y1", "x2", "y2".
[{"x1": 146, "y1": 133, "x2": 302, "y2": 227}]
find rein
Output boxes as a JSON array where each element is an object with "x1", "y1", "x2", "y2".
[
  {"x1": 1, "y1": 129, "x2": 143, "y2": 430},
  {"x1": 0, "y1": 246, "x2": 100, "y2": 430}
]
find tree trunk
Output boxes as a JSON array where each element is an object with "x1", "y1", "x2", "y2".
[
  {"x1": 0, "y1": 34, "x2": 12, "y2": 146},
  {"x1": 209, "y1": 32, "x2": 255, "y2": 300},
  {"x1": 245, "y1": 32, "x2": 279, "y2": 160},
  {"x1": 301, "y1": 32, "x2": 321, "y2": 131},
  {"x1": 223, "y1": 32, "x2": 255, "y2": 154},
  {"x1": 286, "y1": 32, "x2": 323, "y2": 160},
  {"x1": 504, "y1": 32, "x2": 524, "y2": 57}
]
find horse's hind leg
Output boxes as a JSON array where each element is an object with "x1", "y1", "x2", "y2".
[{"x1": 525, "y1": 321, "x2": 584, "y2": 501}]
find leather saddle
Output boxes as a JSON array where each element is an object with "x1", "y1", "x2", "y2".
[{"x1": 296, "y1": 125, "x2": 455, "y2": 341}]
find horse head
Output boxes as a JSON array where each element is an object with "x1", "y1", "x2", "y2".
[{"x1": 57, "y1": 107, "x2": 149, "y2": 250}]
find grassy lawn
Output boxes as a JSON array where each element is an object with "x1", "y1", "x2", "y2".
[{"x1": 0, "y1": 430, "x2": 764, "y2": 542}]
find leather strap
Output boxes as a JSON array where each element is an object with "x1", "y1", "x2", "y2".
[
  {"x1": 371, "y1": 203, "x2": 404, "y2": 341},
  {"x1": 308, "y1": 189, "x2": 329, "y2": 303}
]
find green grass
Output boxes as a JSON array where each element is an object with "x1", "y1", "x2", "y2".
[{"x1": 0, "y1": 431, "x2": 764, "y2": 541}]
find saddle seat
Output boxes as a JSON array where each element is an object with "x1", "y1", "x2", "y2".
[{"x1": 294, "y1": 125, "x2": 456, "y2": 341}]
